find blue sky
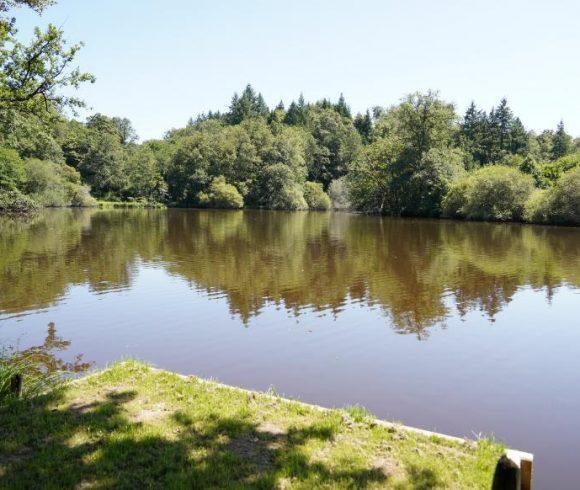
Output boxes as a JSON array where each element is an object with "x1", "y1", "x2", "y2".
[{"x1": 15, "y1": 0, "x2": 580, "y2": 141}]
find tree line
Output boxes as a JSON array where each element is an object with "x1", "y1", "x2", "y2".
[{"x1": 1, "y1": 1, "x2": 579, "y2": 224}]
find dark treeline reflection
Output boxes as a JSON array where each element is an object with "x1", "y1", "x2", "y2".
[{"x1": 1, "y1": 209, "x2": 579, "y2": 336}]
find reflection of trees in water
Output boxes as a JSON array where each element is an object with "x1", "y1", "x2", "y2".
[
  {"x1": 1, "y1": 210, "x2": 579, "y2": 338},
  {"x1": 7, "y1": 322, "x2": 92, "y2": 375}
]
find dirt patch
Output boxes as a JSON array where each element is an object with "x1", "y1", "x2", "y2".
[
  {"x1": 373, "y1": 455, "x2": 399, "y2": 478},
  {"x1": 227, "y1": 436, "x2": 276, "y2": 472},
  {"x1": 257, "y1": 421, "x2": 286, "y2": 436},
  {"x1": 131, "y1": 403, "x2": 169, "y2": 424}
]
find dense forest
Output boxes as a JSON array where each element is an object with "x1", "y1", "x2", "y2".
[{"x1": 1, "y1": 1, "x2": 579, "y2": 224}]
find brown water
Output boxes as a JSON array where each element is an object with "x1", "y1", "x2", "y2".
[{"x1": 1, "y1": 209, "x2": 579, "y2": 488}]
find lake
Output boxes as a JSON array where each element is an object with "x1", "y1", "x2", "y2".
[{"x1": 1, "y1": 209, "x2": 579, "y2": 488}]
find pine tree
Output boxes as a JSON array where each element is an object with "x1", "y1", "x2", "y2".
[
  {"x1": 354, "y1": 110, "x2": 373, "y2": 143},
  {"x1": 335, "y1": 93, "x2": 352, "y2": 119},
  {"x1": 255, "y1": 93, "x2": 269, "y2": 117},
  {"x1": 284, "y1": 93, "x2": 308, "y2": 126},
  {"x1": 509, "y1": 118, "x2": 528, "y2": 154},
  {"x1": 460, "y1": 102, "x2": 486, "y2": 164},
  {"x1": 495, "y1": 98, "x2": 513, "y2": 152},
  {"x1": 552, "y1": 120, "x2": 572, "y2": 160},
  {"x1": 227, "y1": 84, "x2": 269, "y2": 124}
]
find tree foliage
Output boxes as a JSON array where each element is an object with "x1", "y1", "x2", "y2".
[
  {"x1": 442, "y1": 166, "x2": 534, "y2": 222},
  {"x1": 198, "y1": 176, "x2": 243, "y2": 209},
  {"x1": 0, "y1": 25, "x2": 94, "y2": 116},
  {"x1": 0, "y1": 2, "x2": 577, "y2": 225},
  {"x1": 0, "y1": 146, "x2": 24, "y2": 190},
  {"x1": 525, "y1": 167, "x2": 580, "y2": 225},
  {"x1": 303, "y1": 181, "x2": 331, "y2": 210}
]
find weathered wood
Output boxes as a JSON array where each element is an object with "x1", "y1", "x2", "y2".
[
  {"x1": 520, "y1": 457, "x2": 533, "y2": 490},
  {"x1": 493, "y1": 450, "x2": 533, "y2": 490}
]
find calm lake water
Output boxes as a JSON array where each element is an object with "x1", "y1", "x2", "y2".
[{"x1": 1, "y1": 209, "x2": 579, "y2": 488}]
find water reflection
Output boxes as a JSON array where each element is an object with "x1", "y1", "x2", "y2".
[
  {"x1": 5, "y1": 322, "x2": 92, "y2": 375},
  {"x1": 1, "y1": 209, "x2": 579, "y2": 337}
]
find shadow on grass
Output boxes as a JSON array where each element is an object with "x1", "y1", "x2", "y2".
[{"x1": 0, "y1": 386, "x2": 388, "y2": 488}]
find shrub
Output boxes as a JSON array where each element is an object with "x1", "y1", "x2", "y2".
[
  {"x1": 405, "y1": 147, "x2": 466, "y2": 217},
  {"x1": 518, "y1": 156, "x2": 546, "y2": 188},
  {"x1": 303, "y1": 181, "x2": 331, "y2": 210},
  {"x1": 0, "y1": 147, "x2": 26, "y2": 191},
  {"x1": 0, "y1": 189, "x2": 39, "y2": 214},
  {"x1": 525, "y1": 167, "x2": 580, "y2": 225},
  {"x1": 255, "y1": 164, "x2": 307, "y2": 210},
  {"x1": 442, "y1": 177, "x2": 473, "y2": 219},
  {"x1": 442, "y1": 165, "x2": 534, "y2": 222},
  {"x1": 272, "y1": 183, "x2": 308, "y2": 210},
  {"x1": 539, "y1": 152, "x2": 580, "y2": 186},
  {"x1": 70, "y1": 185, "x2": 97, "y2": 207},
  {"x1": 23, "y1": 159, "x2": 94, "y2": 207},
  {"x1": 328, "y1": 177, "x2": 351, "y2": 210},
  {"x1": 197, "y1": 176, "x2": 243, "y2": 209}
]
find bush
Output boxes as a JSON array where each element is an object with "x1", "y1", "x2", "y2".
[
  {"x1": 524, "y1": 190, "x2": 551, "y2": 224},
  {"x1": 0, "y1": 147, "x2": 26, "y2": 191},
  {"x1": 197, "y1": 176, "x2": 243, "y2": 209},
  {"x1": 303, "y1": 181, "x2": 331, "y2": 210},
  {"x1": 405, "y1": 147, "x2": 466, "y2": 217},
  {"x1": 0, "y1": 189, "x2": 39, "y2": 214},
  {"x1": 328, "y1": 177, "x2": 351, "y2": 210},
  {"x1": 255, "y1": 164, "x2": 307, "y2": 210},
  {"x1": 525, "y1": 167, "x2": 580, "y2": 225},
  {"x1": 443, "y1": 165, "x2": 534, "y2": 221},
  {"x1": 70, "y1": 185, "x2": 97, "y2": 207},
  {"x1": 441, "y1": 177, "x2": 472, "y2": 219},
  {"x1": 539, "y1": 152, "x2": 580, "y2": 186},
  {"x1": 24, "y1": 159, "x2": 95, "y2": 207},
  {"x1": 273, "y1": 183, "x2": 308, "y2": 210}
]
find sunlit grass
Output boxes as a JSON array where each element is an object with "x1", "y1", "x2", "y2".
[{"x1": 0, "y1": 361, "x2": 504, "y2": 488}]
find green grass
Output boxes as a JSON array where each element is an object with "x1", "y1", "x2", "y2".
[
  {"x1": 97, "y1": 200, "x2": 166, "y2": 209},
  {"x1": 0, "y1": 351, "x2": 61, "y2": 405},
  {"x1": 0, "y1": 361, "x2": 504, "y2": 488}
]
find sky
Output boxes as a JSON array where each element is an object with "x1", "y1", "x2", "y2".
[{"x1": 14, "y1": 0, "x2": 580, "y2": 141}]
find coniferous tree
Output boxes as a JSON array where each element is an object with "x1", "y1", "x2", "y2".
[
  {"x1": 495, "y1": 98, "x2": 513, "y2": 151},
  {"x1": 552, "y1": 120, "x2": 572, "y2": 160},
  {"x1": 255, "y1": 93, "x2": 269, "y2": 116},
  {"x1": 509, "y1": 117, "x2": 528, "y2": 155},
  {"x1": 284, "y1": 93, "x2": 308, "y2": 126},
  {"x1": 335, "y1": 93, "x2": 352, "y2": 119},
  {"x1": 227, "y1": 84, "x2": 269, "y2": 124},
  {"x1": 354, "y1": 110, "x2": 373, "y2": 143},
  {"x1": 460, "y1": 102, "x2": 486, "y2": 164}
]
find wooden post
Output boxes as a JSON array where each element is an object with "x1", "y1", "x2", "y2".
[
  {"x1": 493, "y1": 450, "x2": 533, "y2": 490},
  {"x1": 520, "y1": 456, "x2": 533, "y2": 490}
]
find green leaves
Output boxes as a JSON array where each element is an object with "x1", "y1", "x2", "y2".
[{"x1": 0, "y1": 23, "x2": 94, "y2": 117}]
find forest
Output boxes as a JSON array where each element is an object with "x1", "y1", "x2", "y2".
[{"x1": 1, "y1": 1, "x2": 579, "y2": 225}]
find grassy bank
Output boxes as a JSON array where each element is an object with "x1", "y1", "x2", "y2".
[
  {"x1": 97, "y1": 200, "x2": 166, "y2": 209},
  {"x1": 0, "y1": 361, "x2": 503, "y2": 488}
]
